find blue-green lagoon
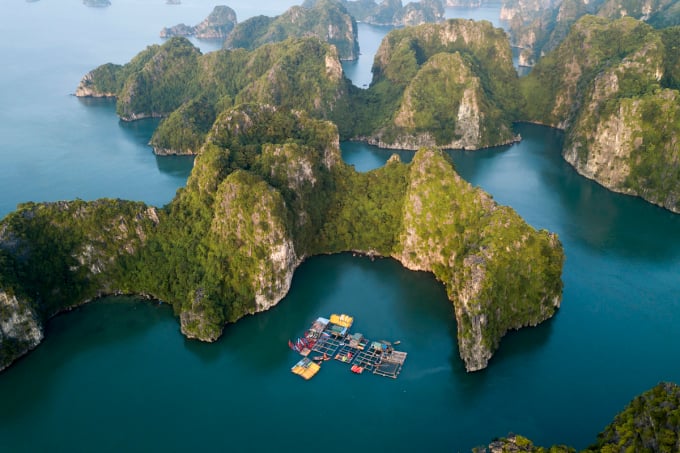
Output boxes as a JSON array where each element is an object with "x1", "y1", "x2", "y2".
[{"x1": 1, "y1": 2, "x2": 680, "y2": 452}]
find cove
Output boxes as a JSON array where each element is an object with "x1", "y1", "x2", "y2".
[{"x1": 1, "y1": 2, "x2": 680, "y2": 452}]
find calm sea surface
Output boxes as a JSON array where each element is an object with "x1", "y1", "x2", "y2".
[{"x1": 1, "y1": 2, "x2": 679, "y2": 452}]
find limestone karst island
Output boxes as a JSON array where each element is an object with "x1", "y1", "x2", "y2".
[{"x1": 1, "y1": 0, "x2": 679, "y2": 451}]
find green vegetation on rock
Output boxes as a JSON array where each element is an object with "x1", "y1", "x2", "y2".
[
  {"x1": 483, "y1": 382, "x2": 680, "y2": 452},
  {"x1": 521, "y1": 17, "x2": 680, "y2": 213},
  {"x1": 160, "y1": 5, "x2": 237, "y2": 40},
  {"x1": 77, "y1": 36, "x2": 352, "y2": 155},
  {"x1": 78, "y1": 20, "x2": 519, "y2": 155},
  {"x1": 307, "y1": 0, "x2": 446, "y2": 27},
  {"x1": 502, "y1": 0, "x2": 680, "y2": 66},
  {"x1": 0, "y1": 103, "x2": 564, "y2": 372},
  {"x1": 361, "y1": 19, "x2": 520, "y2": 149},
  {"x1": 584, "y1": 382, "x2": 680, "y2": 452},
  {"x1": 225, "y1": 0, "x2": 360, "y2": 60}
]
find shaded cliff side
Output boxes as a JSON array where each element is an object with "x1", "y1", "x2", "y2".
[
  {"x1": 483, "y1": 382, "x2": 680, "y2": 452},
  {"x1": 502, "y1": 0, "x2": 680, "y2": 66},
  {"x1": 521, "y1": 17, "x2": 680, "y2": 213},
  {"x1": 0, "y1": 199, "x2": 159, "y2": 370},
  {"x1": 76, "y1": 21, "x2": 520, "y2": 155},
  {"x1": 0, "y1": 103, "x2": 564, "y2": 373}
]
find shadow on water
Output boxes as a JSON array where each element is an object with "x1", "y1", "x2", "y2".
[
  {"x1": 78, "y1": 95, "x2": 195, "y2": 181},
  {"x1": 448, "y1": 306, "x2": 558, "y2": 406},
  {"x1": 0, "y1": 296, "x2": 173, "y2": 420},
  {"x1": 524, "y1": 126, "x2": 680, "y2": 262},
  {"x1": 117, "y1": 116, "x2": 161, "y2": 145},
  {"x1": 154, "y1": 154, "x2": 195, "y2": 179},
  {"x1": 446, "y1": 143, "x2": 514, "y2": 182},
  {"x1": 75, "y1": 96, "x2": 117, "y2": 110},
  {"x1": 449, "y1": 123, "x2": 680, "y2": 263},
  {"x1": 340, "y1": 141, "x2": 414, "y2": 172},
  {"x1": 195, "y1": 254, "x2": 349, "y2": 372}
]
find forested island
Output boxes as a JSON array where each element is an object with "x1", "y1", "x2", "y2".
[
  {"x1": 501, "y1": 0, "x2": 680, "y2": 66},
  {"x1": 482, "y1": 382, "x2": 680, "y2": 452},
  {"x1": 1, "y1": 19, "x2": 567, "y2": 374},
  {"x1": 2, "y1": 0, "x2": 680, "y2": 449},
  {"x1": 161, "y1": 5, "x2": 237, "y2": 40},
  {"x1": 0, "y1": 102, "x2": 564, "y2": 373},
  {"x1": 4, "y1": 2, "x2": 680, "y2": 376},
  {"x1": 520, "y1": 16, "x2": 680, "y2": 213},
  {"x1": 83, "y1": 0, "x2": 110, "y2": 7},
  {"x1": 314, "y1": 0, "x2": 446, "y2": 26},
  {"x1": 225, "y1": 0, "x2": 360, "y2": 60}
]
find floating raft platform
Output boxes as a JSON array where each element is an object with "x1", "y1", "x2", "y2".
[
  {"x1": 374, "y1": 351, "x2": 407, "y2": 379},
  {"x1": 289, "y1": 314, "x2": 407, "y2": 380},
  {"x1": 291, "y1": 357, "x2": 321, "y2": 380}
]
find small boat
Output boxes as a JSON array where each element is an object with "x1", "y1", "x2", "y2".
[
  {"x1": 351, "y1": 364, "x2": 364, "y2": 374},
  {"x1": 313, "y1": 354, "x2": 330, "y2": 362},
  {"x1": 393, "y1": 340, "x2": 401, "y2": 345}
]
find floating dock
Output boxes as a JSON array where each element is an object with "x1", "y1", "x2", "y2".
[
  {"x1": 291, "y1": 357, "x2": 321, "y2": 380},
  {"x1": 289, "y1": 314, "x2": 407, "y2": 380}
]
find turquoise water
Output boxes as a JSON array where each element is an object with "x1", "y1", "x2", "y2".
[{"x1": 2, "y1": 2, "x2": 680, "y2": 452}]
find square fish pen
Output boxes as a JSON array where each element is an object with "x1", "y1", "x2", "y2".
[
  {"x1": 352, "y1": 349, "x2": 383, "y2": 373},
  {"x1": 334, "y1": 344, "x2": 358, "y2": 364},
  {"x1": 311, "y1": 335, "x2": 343, "y2": 357},
  {"x1": 373, "y1": 351, "x2": 408, "y2": 379}
]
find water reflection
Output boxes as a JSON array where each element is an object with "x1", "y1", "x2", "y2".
[
  {"x1": 0, "y1": 297, "x2": 171, "y2": 420},
  {"x1": 154, "y1": 154, "x2": 195, "y2": 178},
  {"x1": 341, "y1": 23, "x2": 394, "y2": 88},
  {"x1": 340, "y1": 141, "x2": 414, "y2": 172}
]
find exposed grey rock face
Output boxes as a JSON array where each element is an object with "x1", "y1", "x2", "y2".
[
  {"x1": 0, "y1": 291, "x2": 43, "y2": 372},
  {"x1": 161, "y1": 5, "x2": 237, "y2": 39},
  {"x1": 369, "y1": 20, "x2": 520, "y2": 150},
  {"x1": 75, "y1": 71, "x2": 116, "y2": 98},
  {"x1": 392, "y1": 148, "x2": 563, "y2": 371},
  {"x1": 523, "y1": 16, "x2": 680, "y2": 214},
  {"x1": 0, "y1": 200, "x2": 161, "y2": 371}
]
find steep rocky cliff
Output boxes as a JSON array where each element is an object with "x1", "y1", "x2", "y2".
[
  {"x1": 0, "y1": 291, "x2": 42, "y2": 372},
  {"x1": 150, "y1": 103, "x2": 563, "y2": 368},
  {"x1": 0, "y1": 103, "x2": 564, "y2": 372},
  {"x1": 160, "y1": 5, "x2": 237, "y2": 39},
  {"x1": 522, "y1": 17, "x2": 680, "y2": 213},
  {"x1": 484, "y1": 382, "x2": 680, "y2": 452},
  {"x1": 374, "y1": 51, "x2": 517, "y2": 150},
  {"x1": 76, "y1": 36, "x2": 352, "y2": 155},
  {"x1": 0, "y1": 199, "x2": 159, "y2": 369},
  {"x1": 180, "y1": 171, "x2": 299, "y2": 341},
  {"x1": 338, "y1": 0, "x2": 446, "y2": 27},
  {"x1": 366, "y1": 19, "x2": 520, "y2": 150},
  {"x1": 226, "y1": 0, "x2": 360, "y2": 60},
  {"x1": 393, "y1": 149, "x2": 563, "y2": 371},
  {"x1": 78, "y1": 20, "x2": 523, "y2": 154},
  {"x1": 502, "y1": 0, "x2": 680, "y2": 66}
]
